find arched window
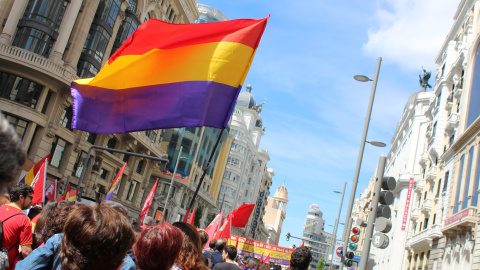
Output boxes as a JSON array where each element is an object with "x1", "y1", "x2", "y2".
[
  {"x1": 106, "y1": 137, "x2": 117, "y2": 149},
  {"x1": 127, "y1": 0, "x2": 137, "y2": 13}
]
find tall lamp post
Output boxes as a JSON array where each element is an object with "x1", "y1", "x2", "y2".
[
  {"x1": 161, "y1": 146, "x2": 184, "y2": 222},
  {"x1": 341, "y1": 57, "x2": 385, "y2": 262},
  {"x1": 329, "y1": 182, "x2": 346, "y2": 265}
]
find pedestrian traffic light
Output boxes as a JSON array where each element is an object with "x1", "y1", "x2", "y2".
[
  {"x1": 344, "y1": 250, "x2": 355, "y2": 267},
  {"x1": 286, "y1": 233, "x2": 291, "y2": 241},
  {"x1": 375, "y1": 177, "x2": 396, "y2": 233}
]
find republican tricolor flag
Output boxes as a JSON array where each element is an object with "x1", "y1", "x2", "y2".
[
  {"x1": 20, "y1": 154, "x2": 50, "y2": 185},
  {"x1": 105, "y1": 162, "x2": 127, "y2": 200},
  {"x1": 71, "y1": 17, "x2": 269, "y2": 134}
]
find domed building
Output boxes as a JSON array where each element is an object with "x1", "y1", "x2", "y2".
[
  {"x1": 263, "y1": 184, "x2": 289, "y2": 245},
  {"x1": 217, "y1": 85, "x2": 273, "y2": 241}
]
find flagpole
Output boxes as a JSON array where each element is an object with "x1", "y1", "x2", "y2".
[
  {"x1": 42, "y1": 159, "x2": 47, "y2": 207},
  {"x1": 184, "y1": 127, "x2": 225, "y2": 222},
  {"x1": 161, "y1": 146, "x2": 183, "y2": 223}
]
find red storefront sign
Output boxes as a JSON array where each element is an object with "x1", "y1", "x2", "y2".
[
  {"x1": 445, "y1": 208, "x2": 471, "y2": 226},
  {"x1": 401, "y1": 178, "x2": 414, "y2": 231}
]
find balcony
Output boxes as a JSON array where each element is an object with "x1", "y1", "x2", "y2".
[
  {"x1": 410, "y1": 208, "x2": 420, "y2": 220},
  {"x1": 425, "y1": 166, "x2": 438, "y2": 184},
  {"x1": 445, "y1": 113, "x2": 459, "y2": 133},
  {"x1": 421, "y1": 199, "x2": 433, "y2": 214},
  {"x1": 442, "y1": 207, "x2": 478, "y2": 236},
  {"x1": 414, "y1": 179, "x2": 425, "y2": 193},
  {"x1": 406, "y1": 224, "x2": 444, "y2": 251},
  {"x1": 419, "y1": 151, "x2": 429, "y2": 167},
  {"x1": 0, "y1": 44, "x2": 77, "y2": 86}
]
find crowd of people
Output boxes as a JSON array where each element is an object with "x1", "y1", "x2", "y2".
[{"x1": 0, "y1": 112, "x2": 315, "y2": 270}]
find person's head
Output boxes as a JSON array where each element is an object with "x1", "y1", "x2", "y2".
[
  {"x1": 131, "y1": 221, "x2": 143, "y2": 238},
  {"x1": 102, "y1": 200, "x2": 129, "y2": 217},
  {"x1": 143, "y1": 216, "x2": 154, "y2": 225},
  {"x1": 42, "y1": 202, "x2": 72, "y2": 243},
  {"x1": 9, "y1": 183, "x2": 33, "y2": 210},
  {"x1": 134, "y1": 223, "x2": 183, "y2": 270},
  {"x1": 215, "y1": 238, "x2": 227, "y2": 252},
  {"x1": 172, "y1": 222, "x2": 208, "y2": 270},
  {"x1": 198, "y1": 229, "x2": 209, "y2": 247},
  {"x1": 258, "y1": 263, "x2": 270, "y2": 270},
  {"x1": 0, "y1": 114, "x2": 26, "y2": 194},
  {"x1": 246, "y1": 258, "x2": 261, "y2": 269},
  {"x1": 33, "y1": 201, "x2": 58, "y2": 246},
  {"x1": 222, "y1": 245, "x2": 237, "y2": 261},
  {"x1": 60, "y1": 205, "x2": 135, "y2": 270},
  {"x1": 209, "y1": 239, "x2": 217, "y2": 250},
  {"x1": 290, "y1": 247, "x2": 312, "y2": 270}
]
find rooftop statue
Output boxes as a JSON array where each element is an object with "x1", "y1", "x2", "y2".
[{"x1": 419, "y1": 67, "x2": 432, "y2": 90}]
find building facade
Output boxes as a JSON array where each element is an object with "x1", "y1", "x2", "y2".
[
  {"x1": 196, "y1": 3, "x2": 227, "y2": 23},
  {"x1": 302, "y1": 204, "x2": 331, "y2": 270},
  {"x1": 0, "y1": 0, "x2": 198, "y2": 221},
  {"x1": 263, "y1": 183, "x2": 288, "y2": 245},
  {"x1": 217, "y1": 85, "x2": 273, "y2": 240}
]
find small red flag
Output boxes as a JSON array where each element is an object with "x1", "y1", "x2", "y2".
[
  {"x1": 264, "y1": 253, "x2": 270, "y2": 264},
  {"x1": 204, "y1": 210, "x2": 223, "y2": 249},
  {"x1": 57, "y1": 184, "x2": 71, "y2": 202},
  {"x1": 188, "y1": 207, "x2": 196, "y2": 226},
  {"x1": 260, "y1": 251, "x2": 264, "y2": 263},
  {"x1": 139, "y1": 179, "x2": 159, "y2": 225},
  {"x1": 31, "y1": 160, "x2": 47, "y2": 205},
  {"x1": 214, "y1": 215, "x2": 231, "y2": 240},
  {"x1": 300, "y1": 241, "x2": 304, "y2": 247},
  {"x1": 227, "y1": 204, "x2": 255, "y2": 228},
  {"x1": 45, "y1": 180, "x2": 57, "y2": 202}
]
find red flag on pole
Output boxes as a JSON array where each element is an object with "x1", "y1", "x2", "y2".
[
  {"x1": 57, "y1": 184, "x2": 71, "y2": 202},
  {"x1": 259, "y1": 251, "x2": 265, "y2": 263},
  {"x1": 188, "y1": 207, "x2": 196, "y2": 226},
  {"x1": 31, "y1": 160, "x2": 47, "y2": 205},
  {"x1": 45, "y1": 180, "x2": 57, "y2": 202},
  {"x1": 227, "y1": 204, "x2": 255, "y2": 228},
  {"x1": 300, "y1": 241, "x2": 304, "y2": 247},
  {"x1": 264, "y1": 253, "x2": 270, "y2": 264},
  {"x1": 204, "y1": 210, "x2": 223, "y2": 249},
  {"x1": 214, "y1": 215, "x2": 231, "y2": 240},
  {"x1": 139, "y1": 179, "x2": 159, "y2": 225}
]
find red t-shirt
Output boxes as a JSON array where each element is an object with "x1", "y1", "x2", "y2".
[{"x1": 0, "y1": 204, "x2": 32, "y2": 269}]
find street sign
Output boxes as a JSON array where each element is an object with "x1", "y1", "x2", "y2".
[
  {"x1": 372, "y1": 232, "x2": 389, "y2": 249},
  {"x1": 331, "y1": 240, "x2": 344, "y2": 266}
]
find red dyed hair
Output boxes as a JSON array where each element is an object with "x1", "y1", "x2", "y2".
[{"x1": 134, "y1": 222, "x2": 183, "y2": 270}]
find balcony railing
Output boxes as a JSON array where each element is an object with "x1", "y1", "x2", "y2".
[
  {"x1": 410, "y1": 208, "x2": 420, "y2": 220},
  {"x1": 445, "y1": 113, "x2": 459, "y2": 133},
  {"x1": 425, "y1": 166, "x2": 438, "y2": 183},
  {"x1": 443, "y1": 207, "x2": 478, "y2": 235},
  {"x1": 405, "y1": 228, "x2": 433, "y2": 250},
  {"x1": 0, "y1": 44, "x2": 77, "y2": 85},
  {"x1": 421, "y1": 199, "x2": 433, "y2": 213}
]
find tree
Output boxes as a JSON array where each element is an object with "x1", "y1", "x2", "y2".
[
  {"x1": 316, "y1": 257, "x2": 325, "y2": 270},
  {"x1": 194, "y1": 205, "x2": 204, "y2": 228}
]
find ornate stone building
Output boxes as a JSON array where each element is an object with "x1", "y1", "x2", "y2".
[{"x1": 263, "y1": 184, "x2": 288, "y2": 245}]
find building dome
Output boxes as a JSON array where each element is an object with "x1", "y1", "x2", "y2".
[
  {"x1": 274, "y1": 184, "x2": 288, "y2": 201},
  {"x1": 237, "y1": 84, "x2": 255, "y2": 109}
]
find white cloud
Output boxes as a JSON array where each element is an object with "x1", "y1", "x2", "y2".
[{"x1": 364, "y1": 0, "x2": 459, "y2": 71}]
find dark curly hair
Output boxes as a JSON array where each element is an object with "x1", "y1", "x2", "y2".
[
  {"x1": 290, "y1": 247, "x2": 312, "y2": 270},
  {"x1": 42, "y1": 202, "x2": 71, "y2": 243},
  {"x1": 9, "y1": 183, "x2": 33, "y2": 202},
  {"x1": 0, "y1": 113, "x2": 26, "y2": 194},
  {"x1": 172, "y1": 222, "x2": 209, "y2": 270},
  {"x1": 60, "y1": 205, "x2": 135, "y2": 270}
]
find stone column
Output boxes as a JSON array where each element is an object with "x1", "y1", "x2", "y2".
[
  {"x1": 49, "y1": 0, "x2": 83, "y2": 64},
  {"x1": 63, "y1": 0, "x2": 101, "y2": 73},
  {"x1": 0, "y1": 0, "x2": 28, "y2": 45}
]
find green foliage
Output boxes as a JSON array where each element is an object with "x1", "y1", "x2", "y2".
[
  {"x1": 316, "y1": 257, "x2": 325, "y2": 270},
  {"x1": 194, "y1": 205, "x2": 204, "y2": 228}
]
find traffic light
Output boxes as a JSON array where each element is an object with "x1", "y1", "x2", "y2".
[
  {"x1": 286, "y1": 233, "x2": 291, "y2": 241},
  {"x1": 292, "y1": 244, "x2": 296, "y2": 249},
  {"x1": 375, "y1": 177, "x2": 396, "y2": 233},
  {"x1": 344, "y1": 227, "x2": 360, "y2": 266}
]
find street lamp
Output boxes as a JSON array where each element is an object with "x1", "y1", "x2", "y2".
[
  {"x1": 329, "y1": 182, "x2": 346, "y2": 267},
  {"x1": 341, "y1": 57, "x2": 383, "y2": 264}
]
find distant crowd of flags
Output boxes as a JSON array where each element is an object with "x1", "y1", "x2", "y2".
[{"x1": 21, "y1": 155, "x2": 258, "y2": 230}]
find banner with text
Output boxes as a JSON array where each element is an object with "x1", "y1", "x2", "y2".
[
  {"x1": 228, "y1": 235, "x2": 294, "y2": 265},
  {"x1": 401, "y1": 178, "x2": 414, "y2": 231}
]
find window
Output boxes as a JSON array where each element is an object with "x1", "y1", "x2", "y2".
[
  {"x1": 463, "y1": 147, "x2": 475, "y2": 209},
  {"x1": 245, "y1": 190, "x2": 249, "y2": 197},
  {"x1": 145, "y1": 130, "x2": 157, "y2": 142},
  {"x1": 136, "y1": 159, "x2": 144, "y2": 174},
  {"x1": 227, "y1": 157, "x2": 242, "y2": 168},
  {"x1": 0, "y1": 71, "x2": 43, "y2": 109},
  {"x1": 436, "y1": 179, "x2": 442, "y2": 198},
  {"x1": 97, "y1": 0, "x2": 122, "y2": 28},
  {"x1": 443, "y1": 171, "x2": 449, "y2": 192},
  {"x1": 72, "y1": 151, "x2": 87, "y2": 177},
  {"x1": 111, "y1": 15, "x2": 139, "y2": 55},
  {"x1": 85, "y1": 133, "x2": 97, "y2": 144},
  {"x1": 81, "y1": 24, "x2": 111, "y2": 64},
  {"x1": 126, "y1": 181, "x2": 138, "y2": 201},
  {"x1": 22, "y1": 0, "x2": 68, "y2": 30},
  {"x1": 4, "y1": 113, "x2": 28, "y2": 139},
  {"x1": 50, "y1": 136, "x2": 67, "y2": 168},
  {"x1": 13, "y1": 27, "x2": 54, "y2": 57},
  {"x1": 123, "y1": 149, "x2": 132, "y2": 162},
  {"x1": 59, "y1": 106, "x2": 73, "y2": 130},
  {"x1": 106, "y1": 137, "x2": 116, "y2": 149},
  {"x1": 76, "y1": 60, "x2": 99, "y2": 78},
  {"x1": 99, "y1": 168, "x2": 108, "y2": 179},
  {"x1": 224, "y1": 171, "x2": 238, "y2": 182},
  {"x1": 454, "y1": 155, "x2": 465, "y2": 213},
  {"x1": 181, "y1": 193, "x2": 187, "y2": 208},
  {"x1": 127, "y1": 0, "x2": 137, "y2": 12},
  {"x1": 41, "y1": 91, "x2": 52, "y2": 114}
]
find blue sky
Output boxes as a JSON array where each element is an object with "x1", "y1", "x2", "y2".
[{"x1": 199, "y1": 0, "x2": 459, "y2": 248}]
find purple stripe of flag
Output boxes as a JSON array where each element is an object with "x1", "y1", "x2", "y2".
[{"x1": 71, "y1": 81, "x2": 242, "y2": 134}]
